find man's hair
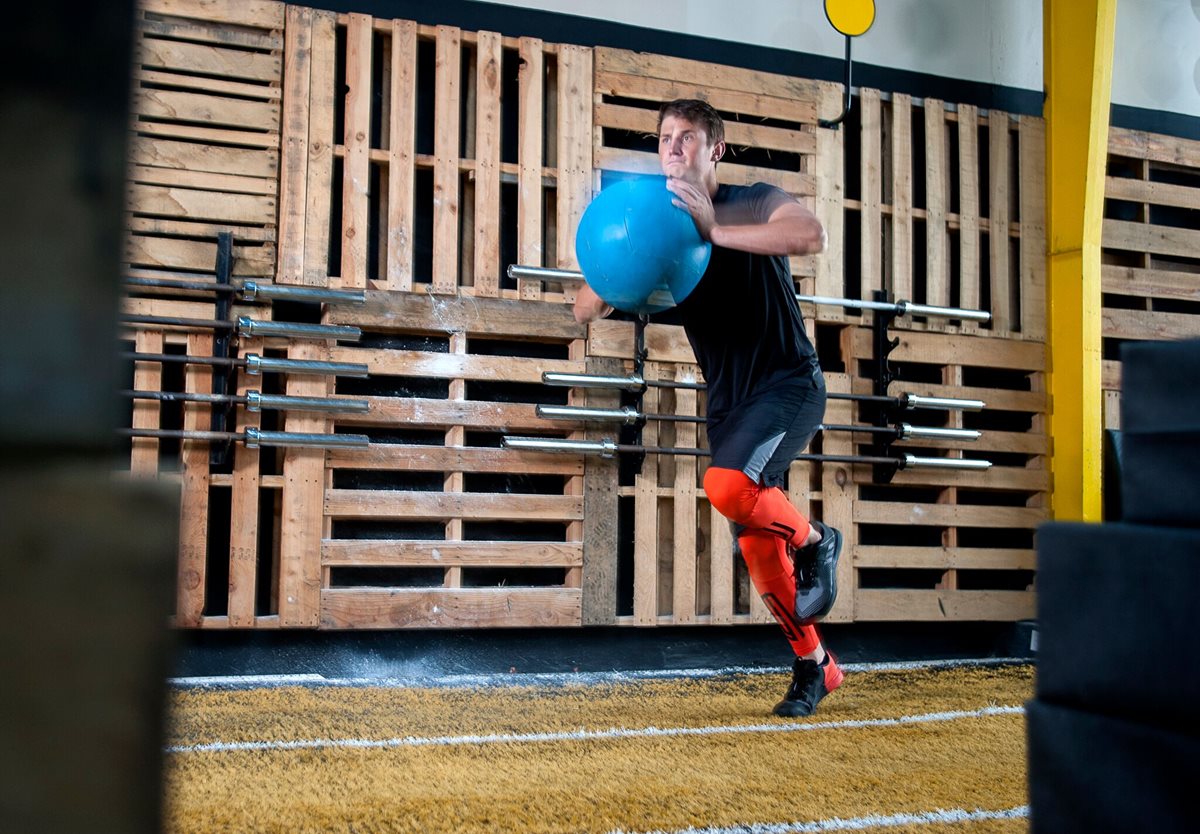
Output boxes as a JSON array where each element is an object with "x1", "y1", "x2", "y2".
[{"x1": 657, "y1": 99, "x2": 725, "y2": 145}]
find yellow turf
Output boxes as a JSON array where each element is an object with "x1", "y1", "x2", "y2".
[{"x1": 164, "y1": 663, "x2": 1033, "y2": 834}]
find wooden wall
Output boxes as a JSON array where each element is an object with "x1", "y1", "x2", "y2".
[
  {"x1": 116, "y1": 0, "x2": 1193, "y2": 630},
  {"x1": 1101, "y1": 128, "x2": 1200, "y2": 426}
]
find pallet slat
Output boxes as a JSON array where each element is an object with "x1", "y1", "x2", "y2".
[
  {"x1": 175, "y1": 332, "x2": 213, "y2": 627},
  {"x1": 291, "y1": 10, "x2": 335, "y2": 287},
  {"x1": 129, "y1": 136, "x2": 279, "y2": 178},
  {"x1": 386, "y1": 19, "x2": 418, "y2": 291},
  {"x1": 340, "y1": 13, "x2": 373, "y2": 288},
  {"x1": 432, "y1": 26, "x2": 462, "y2": 293},
  {"x1": 327, "y1": 444, "x2": 583, "y2": 475},
  {"x1": 227, "y1": 336, "x2": 264, "y2": 627},
  {"x1": 138, "y1": 38, "x2": 282, "y2": 83},
  {"x1": 859, "y1": 89, "x2": 883, "y2": 300},
  {"x1": 322, "y1": 540, "x2": 584, "y2": 567},
  {"x1": 473, "y1": 30, "x2": 503, "y2": 296},
  {"x1": 890, "y1": 94, "x2": 914, "y2": 302},
  {"x1": 1018, "y1": 116, "x2": 1046, "y2": 338},
  {"x1": 988, "y1": 109, "x2": 1013, "y2": 331},
  {"x1": 855, "y1": 590, "x2": 1035, "y2": 621},
  {"x1": 126, "y1": 235, "x2": 275, "y2": 275},
  {"x1": 924, "y1": 99, "x2": 950, "y2": 312},
  {"x1": 517, "y1": 36, "x2": 545, "y2": 298},
  {"x1": 141, "y1": 0, "x2": 286, "y2": 30},
  {"x1": 556, "y1": 45, "x2": 594, "y2": 271},
  {"x1": 321, "y1": 588, "x2": 581, "y2": 628},
  {"x1": 137, "y1": 88, "x2": 280, "y2": 131}
]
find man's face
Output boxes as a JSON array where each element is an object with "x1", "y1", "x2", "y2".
[{"x1": 658, "y1": 114, "x2": 720, "y2": 185}]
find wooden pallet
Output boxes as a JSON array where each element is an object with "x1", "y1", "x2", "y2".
[
  {"x1": 275, "y1": 10, "x2": 593, "y2": 296},
  {"x1": 318, "y1": 293, "x2": 590, "y2": 628},
  {"x1": 1101, "y1": 128, "x2": 1200, "y2": 417},
  {"x1": 841, "y1": 326, "x2": 1046, "y2": 621},
  {"x1": 127, "y1": 0, "x2": 283, "y2": 281},
  {"x1": 848, "y1": 91, "x2": 1046, "y2": 339}
]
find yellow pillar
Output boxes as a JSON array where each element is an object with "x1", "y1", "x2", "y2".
[{"x1": 1044, "y1": 0, "x2": 1117, "y2": 521}]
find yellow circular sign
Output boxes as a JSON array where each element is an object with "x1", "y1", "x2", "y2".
[{"x1": 824, "y1": 0, "x2": 876, "y2": 37}]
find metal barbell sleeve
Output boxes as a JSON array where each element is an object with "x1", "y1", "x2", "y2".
[
  {"x1": 899, "y1": 454, "x2": 991, "y2": 471},
  {"x1": 237, "y1": 317, "x2": 361, "y2": 341},
  {"x1": 244, "y1": 354, "x2": 369, "y2": 378},
  {"x1": 896, "y1": 424, "x2": 982, "y2": 441},
  {"x1": 243, "y1": 428, "x2": 369, "y2": 449},
  {"x1": 902, "y1": 394, "x2": 987, "y2": 411},
  {"x1": 506, "y1": 265, "x2": 586, "y2": 283},
  {"x1": 241, "y1": 282, "x2": 365, "y2": 304},
  {"x1": 244, "y1": 392, "x2": 369, "y2": 413}
]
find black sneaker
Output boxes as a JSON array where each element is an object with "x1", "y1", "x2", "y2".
[
  {"x1": 772, "y1": 653, "x2": 844, "y2": 717},
  {"x1": 793, "y1": 520, "x2": 842, "y2": 624}
]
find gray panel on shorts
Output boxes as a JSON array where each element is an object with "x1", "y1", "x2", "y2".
[{"x1": 742, "y1": 431, "x2": 786, "y2": 484}]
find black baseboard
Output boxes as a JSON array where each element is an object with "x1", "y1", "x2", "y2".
[{"x1": 168, "y1": 620, "x2": 1034, "y2": 679}]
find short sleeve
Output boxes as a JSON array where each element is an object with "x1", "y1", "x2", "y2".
[{"x1": 745, "y1": 182, "x2": 795, "y2": 224}]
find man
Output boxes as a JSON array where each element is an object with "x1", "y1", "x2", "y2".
[{"x1": 574, "y1": 99, "x2": 843, "y2": 717}]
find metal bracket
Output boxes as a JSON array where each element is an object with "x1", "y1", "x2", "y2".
[
  {"x1": 209, "y1": 232, "x2": 237, "y2": 467},
  {"x1": 870, "y1": 289, "x2": 903, "y2": 483},
  {"x1": 621, "y1": 314, "x2": 651, "y2": 478}
]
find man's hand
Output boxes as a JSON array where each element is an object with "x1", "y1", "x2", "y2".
[
  {"x1": 573, "y1": 283, "x2": 613, "y2": 324},
  {"x1": 666, "y1": 177, "x2": 717, "y2": 241}
]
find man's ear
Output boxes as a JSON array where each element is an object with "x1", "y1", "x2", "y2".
[{"x1": 711, "y1": 141, "x2": 726, "y2": 163}]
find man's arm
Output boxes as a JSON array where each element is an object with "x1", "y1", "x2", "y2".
[
  {"x1": 573, "y1": 283, "x2": 613, "y2": 324},
  {"x1": 710, "y1": 201, "x2": 826, "y2": 257},
  {"x1": 666, "y1": 178, "x2": 825, "y2": 257}
]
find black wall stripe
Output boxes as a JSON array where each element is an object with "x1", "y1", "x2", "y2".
[{"x1": 304, "y1": 0, "x2": 1199, "y2": 142}]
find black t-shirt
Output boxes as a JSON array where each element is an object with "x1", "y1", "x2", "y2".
[{"x1": 675, "y1": 182, "x2": 818, "y2": 423}]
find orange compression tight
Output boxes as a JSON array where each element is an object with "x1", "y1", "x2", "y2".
[
  {"x1": 704, "y1": 466, "x2": 820, "y2": 656},
  {"x1": 703, "y1": 466, "x2": 812, "y2": 548},
  {"x1": 738, "y1": 530, "x2": 821, "y2": 656}
]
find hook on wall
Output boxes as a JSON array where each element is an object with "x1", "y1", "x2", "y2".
[{"x1": 818, "y1": 0, "x2": 877, "y2": 129}]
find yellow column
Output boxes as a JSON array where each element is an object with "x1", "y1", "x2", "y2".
[{"x1": 1044, "y1": 0, "x2": 1118, "y2": 521}]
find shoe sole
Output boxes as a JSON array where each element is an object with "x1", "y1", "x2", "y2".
[{"x1": 794, "y1": 523, "x2": 841, "y2": 624}]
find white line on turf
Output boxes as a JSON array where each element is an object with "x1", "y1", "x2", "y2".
[
  {"x1": 165, "y1": 703, "x2": 1024, "y2": 755},
  {"x1": 605, "y1": 804, "x2": 1030, "y2": 834},
  {"x1": 168, "y1": 657, "x2": 1031, "y2": 690}
]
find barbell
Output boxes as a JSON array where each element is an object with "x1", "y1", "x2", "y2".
[
  {"x1": 540, "y1": 372, "x2": 986, "y2": 411},
  {"x1": 506, "y1": 264, "x2": 992, "y2": 323},
  {"x1": 121, "y1": 313, "x2": 361, "y2": 342},
  {"x1": 124, "y1": 276, "x2": 366, "y2": 305},
  {"x1": 533, "y1": 404, "x2": 981, "y2": 441},
  {"x1": 121, "y1": 389, "x2": 369, "y2": 414},
  {"x1": 119, "y1": 427, "x2": 369, "y2": 450},
  {"x1": 121, "y1": 351, "x2": 369, "y2": 378},
  {"x1": 501, "y1": 435, "x2": 991, "y2": 470}
]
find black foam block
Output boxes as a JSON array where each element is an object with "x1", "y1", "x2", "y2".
[
  {"x1": 1119, "y1": 430, "x2": 1200, "y2": 527},
  {"x1": 1120, "y1": 338, "x2": 1200, "y2": 433},
  {"x1": 1036, "y1": 523, "x2": 1200, "y2": 723},
  {"x1": 1027, "y1": 699, "x2": 1199, "y2": 834},
  {"x1": 1104, "y1": 428, "x2": 1123, "y2": 521}
]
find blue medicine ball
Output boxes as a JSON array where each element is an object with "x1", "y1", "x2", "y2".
[{"x1": 575, "y1": 176, "x2": 712, "y2": 315}]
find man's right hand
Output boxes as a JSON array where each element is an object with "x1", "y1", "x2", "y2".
[{"x1": 573, "y1": 284, "x2": 613, "y2": 324}]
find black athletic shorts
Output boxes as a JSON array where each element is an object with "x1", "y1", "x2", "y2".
[{"x1": 706, "y1": 363, "x2": 827, "y2": 489}]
